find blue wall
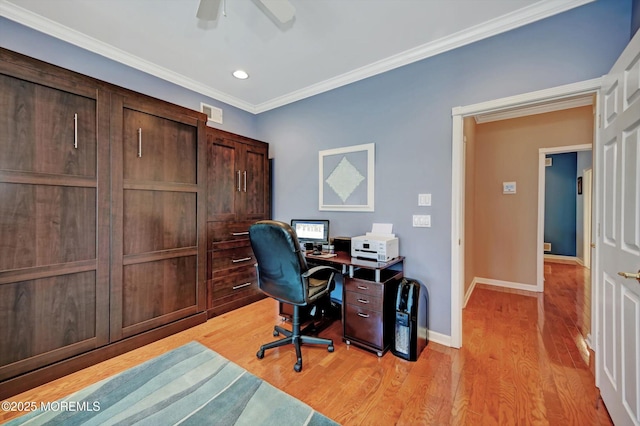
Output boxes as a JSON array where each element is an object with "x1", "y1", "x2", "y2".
[
  {"x1": 256, "y1": 0, "x2": 631, "y2": 336},
  {"x1": 545, "y1": 153, "x2": 578, "y2": 256},
  {"x1": 0, "y1": 0, "x2": 632, "y2": 338}
]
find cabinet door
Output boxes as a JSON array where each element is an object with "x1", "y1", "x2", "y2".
[
  {"x1": 243, "y1": 142, "x2": 269, "y2": 220},
  {"x1": 110, "y1": 95, "x2": 205, "y2": 341},
  {"x1": 0, "y1": 65, "x2": 109, "y2": 381},
  {"x1": 206, "y1": 135, "x2": 239, "y2": 222},
  {"x1": 206, "y1": 129, "x2": 270, "y2": 222}
]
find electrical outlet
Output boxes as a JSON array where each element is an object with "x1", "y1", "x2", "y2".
[{"x1": 412, "y1": 215, "x2": 431, "y2": 227}]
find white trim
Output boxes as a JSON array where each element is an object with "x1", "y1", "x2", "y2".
[
  {"x1": 427, "y1": 330, "x2": 452, "y2": 348},
  {"x1": 451, "y1": 115, "x2": 464, "y2": 349},
  {"x1": 475, "y1": 277, "x2": 541, "y2": 293},
  {"x1": 0, "y1": 0, "x2": 595, "y2": 114},
  {"x1": 586, "y1": 333, "x2": 593, "y2": 350},
  {"x1": 463, "y1": 278, "x2": 477, "y2": 308},
  {"x1": 451, "y1": 79, "x2": 601, "y2": 348},
  {"x1": 452, "y1": 78, "x2": 602, "y2": 117},
  {"x1": 544, "y1": 254, "x2": 580, "y2": 264},
  {"x1": 475, "y1": 95, "x2": 593, "y2": 123}
]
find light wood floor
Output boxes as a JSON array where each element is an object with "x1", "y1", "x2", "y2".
[{"x1": 1, "y1": 262, "x2": 612, "y2": 425}]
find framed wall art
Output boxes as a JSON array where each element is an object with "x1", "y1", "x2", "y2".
[{"x1": 319, "y1": 143, "x2": 374, "y2": 211}]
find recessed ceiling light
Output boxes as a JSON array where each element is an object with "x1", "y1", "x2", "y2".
[{"x1": 232, "y1": 70, "x2": 249, "y2": 80}]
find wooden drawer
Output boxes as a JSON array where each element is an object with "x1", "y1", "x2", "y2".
[
  {"x1": 344, "y1": 304, "x2": 384, "y2": 349},
  {"x1": 207, "y1": 220, "x2": 257, "y2": 246},
  {"x1": 345, "y1": 291, "x2": 383, "y2": 311},
  {"x1": 208, "y1": 268, "x2": 258, "y2": 301},
  {"x1": 209, "y1": 246, "x2": 255, "y2": 275},
  {"x1": 344, "y1": 278, "x2": 384, "y2": 299}
]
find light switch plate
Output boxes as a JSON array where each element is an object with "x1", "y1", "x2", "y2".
[
  {"x1": 413, "y1": 215, "x2": 431, "y2": 227},
  {"x1": 503, "y1": 182, "x2": 516, "y2": 194},
  {"x1": 418, "y1": 193, "x2": 432, "y2": 206}
]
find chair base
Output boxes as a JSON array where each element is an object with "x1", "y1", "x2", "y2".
[{"x1": 257, "y1": 305, "x2": 334, "y2": 372}]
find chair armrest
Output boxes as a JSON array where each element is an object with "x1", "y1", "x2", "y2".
[{"x1": 302, "y1": 265, "x2": 340, "y2": 279}]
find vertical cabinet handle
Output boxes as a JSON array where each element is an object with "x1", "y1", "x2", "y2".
[
  {"x1": 73, "y1": 113, "x2": 78, "y2": 149},
  {"x1": 237, "y1": 170, "x2": 241, "y2": 192},
  {"x1": 137, "y1": 128, "x2": 142, "y2": 158},
  {"x1": 243, "y1": 170, "x2": 247, "y2": 192}
]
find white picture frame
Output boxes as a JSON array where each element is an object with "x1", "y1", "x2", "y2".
[{"x1": 319, "y1": 143, "x2": 374, "y2": 211}]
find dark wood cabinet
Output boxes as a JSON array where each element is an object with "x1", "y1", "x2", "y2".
[
  {"x1": 0, "y1": 51, "x2": 110, "y2": 382},
  {"x1": 205, "y1": 129, "x2": 270, "y2": 317},
  {"x1": 0, "y1": 48, "x2": 207, "y2": 398},
  {"x1": 110, "y1": 95, "x2": 207, "y2": 340},
  {"x1": 343, "y1": 263, "x2": 403, "y2": 357}
]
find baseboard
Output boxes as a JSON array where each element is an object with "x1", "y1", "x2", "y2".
[
  {"x1": 427, "y1": 330, "x2": 452, "y2": 347},
  {"x1": 474, "y1": 277, "x2": 541, "y2": 293},
  {"x1": 544, "y1": 254, "x2": 579, "y2": 264},
  {"x1": 576, "y1": 257, "x2": 585, "y2": 266},
  {"x1": 0, "y1": 312, "x2": 208, "y2": 400},
  {"x1": 463, "y1": 278, "x2": 477, "y2": 308}
]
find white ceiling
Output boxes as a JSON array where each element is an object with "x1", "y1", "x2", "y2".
[{"x1": 1, "y1": 0, "x2": 593, "y2": 114}]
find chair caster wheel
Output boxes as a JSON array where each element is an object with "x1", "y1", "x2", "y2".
[
  {"x1": 257, "y1": 349, "x2": 264, "y2": 359},
  {"x1": 273, "y1": 330, "x2": 279, "y2": 337},
  {"x1": 328, "y1": 345, "x2": 334, "y2": 352},
  {"x1": 294, "y1": 362, "x2": 302, "y2": 372}
]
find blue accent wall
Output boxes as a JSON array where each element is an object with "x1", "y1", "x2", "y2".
[
  {"x1": 545, "y1": 153, "x2": 578, "y2": 256},
  {"x1": 256, "y1": 0, "x2": 631, "y2": 335},
  {"x1": 0, "y1": 0, "x2": 632, "y2": 337}
]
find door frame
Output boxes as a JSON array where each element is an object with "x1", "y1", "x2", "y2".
[
  {"x1": 583, "y1": 167, "x2": 593, "y2": 269},
  {"x1": 450, "y1": 78, "x2": 601, "y2": 348}
]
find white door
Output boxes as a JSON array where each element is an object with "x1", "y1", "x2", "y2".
[
  {"x1": 597, "y1": 30, "x2": 640, "y2": 426},
  {"x1": 584, "y1": 168, "x2": 592, "y2": 269}
]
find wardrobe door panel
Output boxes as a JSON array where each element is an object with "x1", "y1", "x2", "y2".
[
  {"x1": 0, "y1": 271, "x2": 98, "y2": 382},
  {"x1": 123, "y1": 109, "x2": 197, "y2": 184},
  {"x1": 0, "y1": 74, "x2": 97, "y2": 177},
  {"x1": 123, "y1": 190, "x2": 197, "y2": 255},
  {"x1": 121, "y1": 256, "x2": 197, "y2": 333},
  {"x1": 0, "y1": 183, "x2": 96, "y2": 271}
]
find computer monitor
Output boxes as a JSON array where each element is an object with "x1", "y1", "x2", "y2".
[{"x1": 290, "y1": 219, "x2": 330, "y2": 245}]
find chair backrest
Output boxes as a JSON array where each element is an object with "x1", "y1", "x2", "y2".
[{"x1": 249, "y1": 220, "x2": 309, "y2": 305}]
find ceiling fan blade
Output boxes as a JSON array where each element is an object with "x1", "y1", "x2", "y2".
[
  {"x1": 256, "y1": 0, "x2": 295, "y2": 24},
  {"x1": 196, "y1": 0, "x2": 221, "y2": 21}
]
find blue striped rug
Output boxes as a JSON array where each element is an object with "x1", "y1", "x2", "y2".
[{"x1": 8, "y1": 342, "x2": 339, "y2": 425}]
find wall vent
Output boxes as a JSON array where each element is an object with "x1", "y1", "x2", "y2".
[
  {"x1": 201, "y1": 102, "x2": 223, "y2": 124},
  {"x1": 545, "y1": 157, "x2": 552, "y2": 167},
  {"x1": 543, "y1": 242, "x2": 551, "y2": 252}
]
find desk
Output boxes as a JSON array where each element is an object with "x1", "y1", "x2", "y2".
[{"x1": 306, "y1": 252, "x2": 404, "y2": 356}]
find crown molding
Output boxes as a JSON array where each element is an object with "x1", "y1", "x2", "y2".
[
  {"x1": 253, "y1": 0, "x2": 595, "y2": 113},
  {"x1": 1, "y1": 0, "x2": 594, "y2": 115}
]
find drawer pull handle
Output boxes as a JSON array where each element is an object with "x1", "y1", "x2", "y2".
[
  {"x1": 137, "y1": 128, "x2": 142, "y2": 158},
  {"x1": 357, "y1": 285, "x2": 368, "y2": 290},
  {"x1": 357, "y1": 312, "x2": 370, "y2": 318},
  {"x1": 232, "y1": 282, "x2": 252, "y2": 290},
  {"x1": 231, "y1": 232, "x2": 249, "y2": 236},
  {"x1": 232, "y1": 257, "x2": 252, "y2": 263},
  {"x1": 357, "y1": 298, "x2": 369, "y2": 304},
  {"x1": 73, "y1": 113, "x2": 78, "y2": 149}
]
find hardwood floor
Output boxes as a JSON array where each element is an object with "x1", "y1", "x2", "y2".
[{"x1": 1, "y1": 262, "x2": 612, "y2": 425}]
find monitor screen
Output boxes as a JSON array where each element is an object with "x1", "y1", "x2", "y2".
[{"x1": 290, "y1": 219, "x2": 330, "y2": 244}]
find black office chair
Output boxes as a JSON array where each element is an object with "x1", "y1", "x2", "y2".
[{"x1": 249, "y1": 220, "x2": 339, "y2": 372}]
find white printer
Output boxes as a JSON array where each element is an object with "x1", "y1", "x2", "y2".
[{"x1": 351, "y1": 223, "x2": 399, "y2": 262}]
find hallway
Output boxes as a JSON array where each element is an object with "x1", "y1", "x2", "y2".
[{"x1": 461, "y1": 262, "x2": 610, "y2": 424}]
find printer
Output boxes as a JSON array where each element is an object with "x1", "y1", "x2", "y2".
[{"x1": 351, "y1": 223, "x2": 399, "y2": 262}]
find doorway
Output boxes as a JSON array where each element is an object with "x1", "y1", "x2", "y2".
[{"x1": 450, "y1": 79, "x2": 600, "y2": 348}]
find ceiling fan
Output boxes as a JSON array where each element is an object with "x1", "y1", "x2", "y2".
[{"x1": 196, "y1": 0, "x2": 296, "y2": 27}]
